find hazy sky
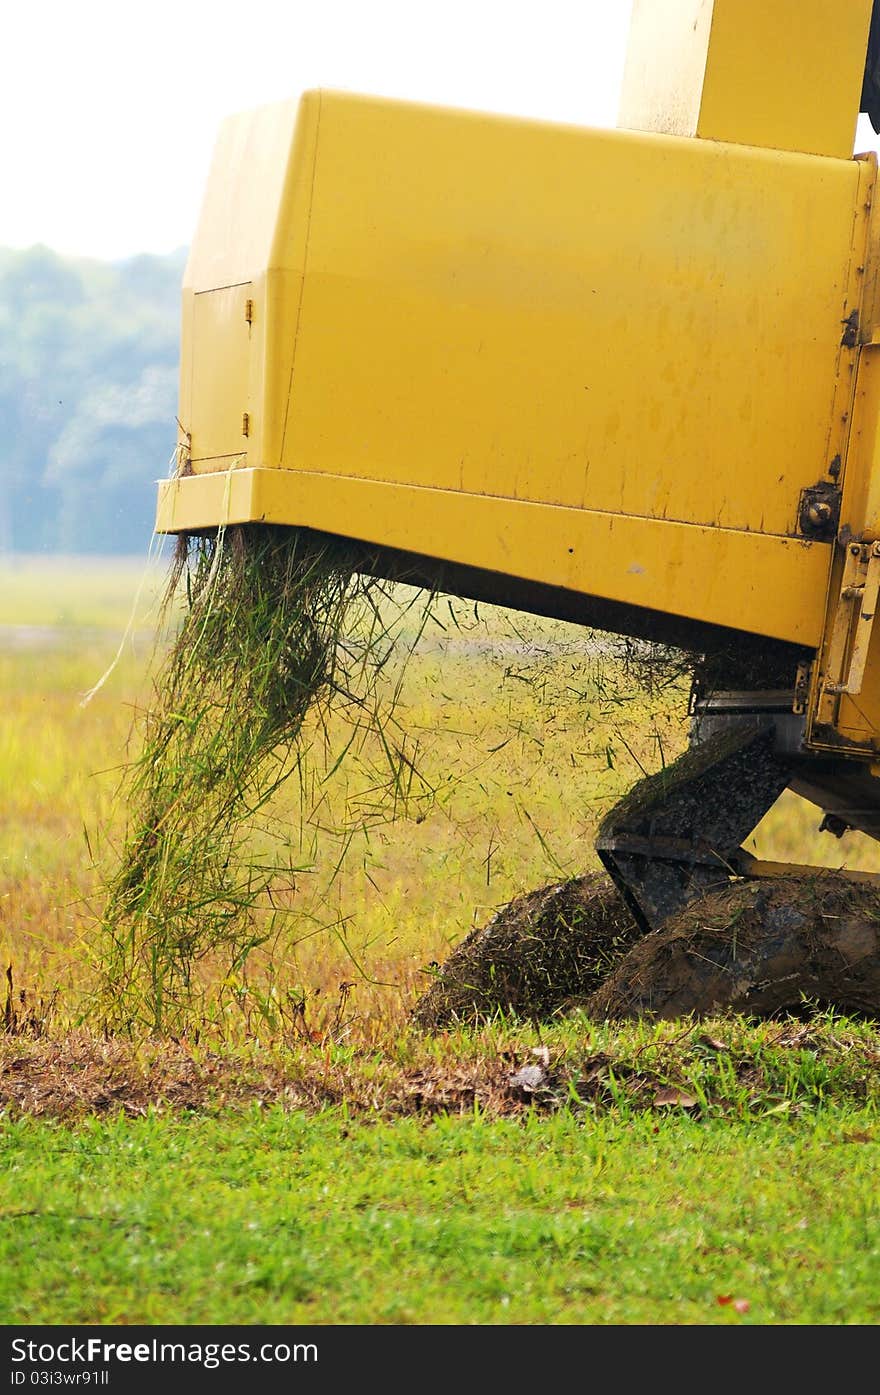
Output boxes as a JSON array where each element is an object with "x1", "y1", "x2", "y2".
[
  {"x1": 8, "y1": 1, "x2": 880, "y2": 263},
  {"x1": 4, "y1": 0, "x2": 640, "y2": 261}
]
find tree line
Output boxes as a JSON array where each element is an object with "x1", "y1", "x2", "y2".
[{"x1": 0, "y1": 243, "x2": 186, "y2": 555}]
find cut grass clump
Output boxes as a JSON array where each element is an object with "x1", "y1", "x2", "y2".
[{"x1": 92, "y1": 523, "x2": 431, "y2": 1036}]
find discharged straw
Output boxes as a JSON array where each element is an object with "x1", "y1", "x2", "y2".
[{"x1": 92, "y1": 522, "x2": 432, "y2": 1035}]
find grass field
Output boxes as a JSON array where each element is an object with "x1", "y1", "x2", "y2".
[
  {"x1": 1, "y1": 553, "x2": 879, "y2": 1328},
  {"x1": 3, "y1": 1105, "x2": 879, "y2": 1325},
  {"x1": 1, "y1": 551, "x2": 693, "y2": 1037},
  {"x1": 4, "y1": 552, "x2": 879, "y2": 1041}
]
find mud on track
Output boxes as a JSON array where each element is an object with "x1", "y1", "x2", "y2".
[{"x1": 412, "y1": 870, "x2": 880, "y2": 1028}]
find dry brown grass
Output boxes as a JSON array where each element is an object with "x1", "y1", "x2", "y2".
[{"x1": 2, "y1": 1012, "x2": 878, "y2": 1123}]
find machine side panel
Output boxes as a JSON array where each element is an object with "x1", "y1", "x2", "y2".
[
  {"x1": 279, "y1": 93, "x2": 863, "y2": 543},
  {"x1": 156, "y1": 468, "x2": 830, "y2": 647},
  {"x1": 188, "y1": 283, "x2": 253, "y2": 467},
  {"x1": 182, "y1": 98, "x2": 303, "y2": 294},
  {"x1": 165, "y1": 92, "x2": 878, "y2": 653},
  {"x1": 620, "y1": 0, "x2": 873, "y2": 160},
  {"x1": 812, "y1": 327, "x2": 880, "y2": 753}
]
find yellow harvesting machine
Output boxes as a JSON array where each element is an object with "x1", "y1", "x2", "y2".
[{"x1": 157, "y1": 0, "x2": 880, "y2": 932}]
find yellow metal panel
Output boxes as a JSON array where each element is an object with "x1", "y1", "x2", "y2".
[
  {"x1": 842, "y1": 344, "x2": 880, "y2": 542},
  {"x1": 811, "y1": 330, "x2": 880, "y2": 753},
  {"x1": 808, "y1": 219, "x2": 880, "y2": 757},
  {"x1": 156, "y1": 468, "x2": 830, "y2": 647},
  {"x1": 277, "y1": 93, "x2": 866, "y2": 540},
  {"x1": 177, "y1": 292, "x2": 195, "y2": 470},
  {"x1": 811, "y1": 592, "x2": 880, "y2": 754},
  {"x1": 832, "y1": 642, "x2": 880, "y2": 752},
  {"x1": 164, "y1": 90, "x2": 879, "y2": 667},
  {"x1": 189, "y1": 283, "x2": 252, "y2": 465},
  {"x1": 700, "y1": 0, "x2": 872, "y2": 158},
  {"x1": 619, "y1": 0, "x2": 719, "y2": 140},
  {"x1": 178, "y1": 95, "x2": 321, "y2": 471},
  {"x1": 620, "y1": 0, "x2": 873, "y2": 159},
  {"x1": 183, "y1": 98, "x2": 302, "y2": 294}
]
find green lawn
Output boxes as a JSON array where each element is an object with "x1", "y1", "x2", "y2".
[{"x1": 2, "y1": 1106, "x2": 878, "y2": 1326}]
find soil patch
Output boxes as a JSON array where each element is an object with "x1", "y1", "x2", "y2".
[
  {"x1": 1, "y1": 1018, "x2": 877, "y2": 1123},
  {"x1": 583, "y1": 874, "x2": 880, "y2": 1023},
  {"x1": 411, "y1": 870, "x2": 880, "y2": 1029},
  {"x1": 410, "y1": 871, "x2": 641, "y2": 1029},
  {"x1": 0, "y1": 1034, "x2": 511, "y2": 1122}
]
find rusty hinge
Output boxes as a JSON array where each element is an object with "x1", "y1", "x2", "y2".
[
  {"x1": 841, "y1": 308, "x2": 860, "y2": 348},
  {"x1": 798, "y1": 480, "x2": 841, "y2": 541},
  {"x1": 245, "y1": 298, "x2": 254, "y2": 324},
  {"x1": 817, "y1": 541, "x2": 880, "y2": 720},
  {"x1": 242, "y1": 412, "x2": 250, "y2": 437}
]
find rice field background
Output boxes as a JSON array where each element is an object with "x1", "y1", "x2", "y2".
[
  {"x1": 3, "y1": 549, "x2": 879, "y2": 1046},
  {"x1": 3, "y1": 549, "x2": 880, "y2": 1045}
]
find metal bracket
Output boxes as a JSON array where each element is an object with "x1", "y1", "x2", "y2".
[
  {"x1": 818, "y1": 541, "x2": 880, "y2": 720},
  {"x1": 840, "y1": 308, "x2": 860, "y2": 348},
  {"x1": 792, "y1": 661, "x2": 811, "y2": 716}
]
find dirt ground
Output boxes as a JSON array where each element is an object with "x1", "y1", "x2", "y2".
[
  {"x1": 2, "y1": 1013, "x2": 877, "y2": 1124},
  {"x1": 4, "y1": 871, "x2": 880, "y2": 1122},
  {"x1": 0, "y1": 1033, "x2": 523, "y2": 1122},
  {"x1": 411, "y1": 870, "x2": 880, "y2": 1028}
]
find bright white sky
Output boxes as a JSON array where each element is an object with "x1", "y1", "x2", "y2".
[
  {"x1": 7, "y1": 0, "x2": 880, "y2": 263},
  {"x1": 2, "y1": 0, "x2": 642, "y2": 261}
]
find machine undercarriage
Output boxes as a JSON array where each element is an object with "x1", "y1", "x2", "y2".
[{"x1": 598, "y1": 685, "x2": 880, "y2": 938}]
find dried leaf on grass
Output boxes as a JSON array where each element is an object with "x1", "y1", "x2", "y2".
[{"x1": 652, "y1": 1087, "x2": 698, "y2": 1109}]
